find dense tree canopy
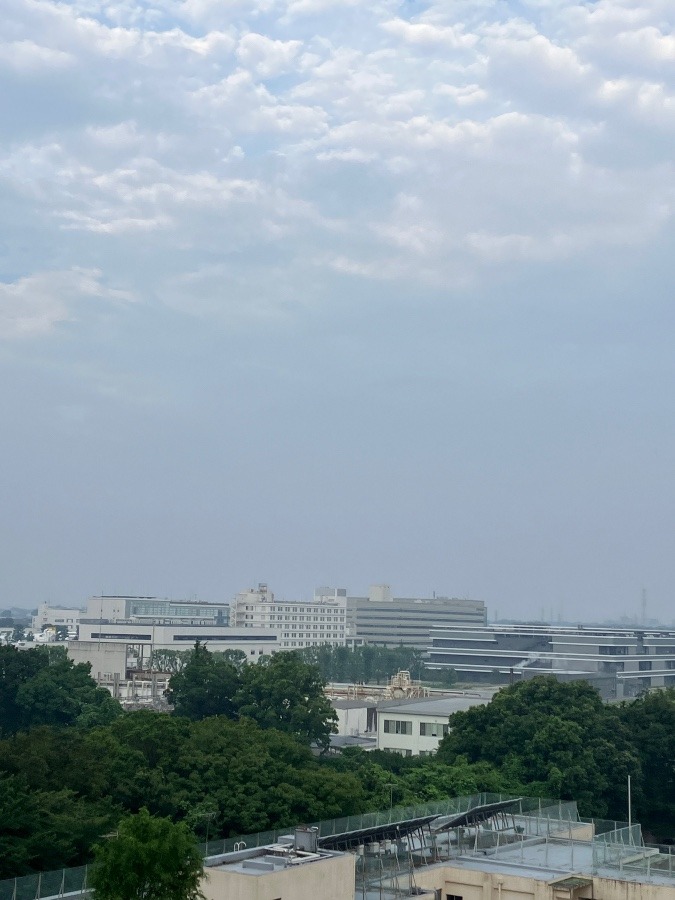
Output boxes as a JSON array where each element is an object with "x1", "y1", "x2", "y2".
[
  {"x1": 616, "y1": 688, "x2": 675, "y2": 838},
  {"x1": 0, "y1": 645, "x2": 122, "y2": 736},
  {"x1": 166, "y1": 643, "x2": 240, "y2": 720},
  {"x1": 167, "y1": 646, "x2": 337, "y2": 749},
  {"x1": 236, "y1": 651, "x2": 337, "y2": 749},
  {"x1": 437, "y1": 677, "x2": 641, "y2": 819},
  {"x1": 297, "y1": 644, "x2": 428, "y2": 683}
]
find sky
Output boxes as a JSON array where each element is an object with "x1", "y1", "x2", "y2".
[{"x1": 1, "y1": 0, "x2": 674, "y2": 623}]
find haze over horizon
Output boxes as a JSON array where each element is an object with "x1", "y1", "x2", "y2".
[{"x1": 1, "y1": 0, "x2": 674, "y2": 624}]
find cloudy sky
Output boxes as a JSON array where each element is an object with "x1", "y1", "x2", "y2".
[{"x1": 1, "y1": 0, "x2": 674, "y2": 622}]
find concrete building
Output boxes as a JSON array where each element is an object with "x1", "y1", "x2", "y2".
[
  {"x1": 69, "y1": 594, "x2": 276, "y2": 685},
  {"x1": 74, "y1": 621, "x2": 277, "y2": 670},
  {"x1": 4, "y1": 794, "x2": 675, "y2": 900},
  {"x1": 376, "y1": 694, "x2": 492, "y2": 756},
  {"x1": 85, "y1": 595, "x2": 230, "y2": 625},
  {"x1": 32, "y1": 603, "x2": 84, "y2": 633},
  {"x1": 230, "y1": 583, "x2": 347, "y2": 650},
  {"x1": 343, "y1": 585, "x2": 487, "y2": 650},
  {"x1": 428, "y1": 623, "x2": 675, "y2": 697},
  {"x1": 202, "y1": 828, "x2": 354, "y2": 900}
]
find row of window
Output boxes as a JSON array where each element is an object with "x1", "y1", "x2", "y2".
[
  {"x1": 383, "y1": 720, "x2": 450, "y2": 737},
  {"x1": 283, "y1": 639, "x2": 342, "y2": 647},
  {"x1": 243, "y1": 614, "x2": 344, "y2": 623},
  {"x1": 383, "y1": 720, "x2": 412, "y2": 735},
  {"x1": 242, "y1": 605, "x2": 345, "y2": 614}
]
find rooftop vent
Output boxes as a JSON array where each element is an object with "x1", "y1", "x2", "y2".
[{"x1": 294, "y1": 826, "x2": 318, "y2": 853}]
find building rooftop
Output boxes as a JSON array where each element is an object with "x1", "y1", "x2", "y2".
[
  {"x1": 207, "y1": 842, "x2": 341, "y2": 876},
  {"x1": 376, "y1": 694, "x2": 492, "y2": 716}
]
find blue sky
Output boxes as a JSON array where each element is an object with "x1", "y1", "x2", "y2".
[{"x1": 1, "y1": 0, "x2": 674, "y2": 622}]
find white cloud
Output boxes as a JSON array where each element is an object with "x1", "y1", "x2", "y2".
[
  {"x1": 0, "y1": 0, "x2": 674, "y2": 330},
  {"x1": 381, "y1": 18, "x2": 478, "y2": 50},
  {"x1": 0, "y1": 269, "x2": 131, "y2": 339},
  {"x1": 236, "y1": 32, "x2": 302, "y2": 78},
  {"x1": 0, "y1": 39, "x2": 74, "y2": 71}
]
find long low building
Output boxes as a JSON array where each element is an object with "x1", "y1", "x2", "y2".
[
  {"x1": 70, "y1": 593, "x2": 279, "y2": 678},
  {"x1": 428, "y1": 623, "x2": 675, "y2": 696},
  {"x1": 74, "y1": 621, "x2": 278, "y2": 671}
]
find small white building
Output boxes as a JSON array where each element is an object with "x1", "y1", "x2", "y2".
[
  {"x1": 377, "y1": 694, "x2": 492, "y2": 756},
  {"x1": 32, "y1": 603, "x2": 84, "y2": 633}
]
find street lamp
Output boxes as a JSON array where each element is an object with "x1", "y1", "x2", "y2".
[{"x1": 384, "y1": 782, "x2": 395, "y2": 811}]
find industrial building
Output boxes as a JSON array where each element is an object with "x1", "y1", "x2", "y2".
[
  {"x1": 338, "y1": 584, "x2": 487, "y2": 650},
  {"x1": 31, "y1": 603, "x2": 84, "y2": 634},
  {"x1": 202, "y1": 826, "x2": 354, "y2": 900},
  {"x1": 200, "y1": 794, "x2": 675, "y2": 900},
  {"x1": 68, "y1": 594, "x2": 277, "y2": 692},
  {"x1": 428, "y1": 623, "x2": 675, "y2": 697}
]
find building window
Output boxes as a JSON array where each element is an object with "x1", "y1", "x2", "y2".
[
  {"x1": 383, "y1": 720, "x2": 412, "y2": 735},
  {"x1": 420, "y1": 723, "x2": 450, "y2": 738}
]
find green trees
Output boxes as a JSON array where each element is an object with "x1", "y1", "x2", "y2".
[
  {"x1": 297, "y1": 644, "x2": 426, "y2": 683},
  {"x1": 0, "y1": 645, "x2": 121, "y2": 736},
  {"x1": 437, "y1": 676, "x2": 641, "y2": 819},
  {"x1": 617, "y1": 688, "x2": 675, "y2": 837},
  {"x1": 167, "y1": 646, "x2": 337, "y2": 749},
  {"x1": 90, "y1": 808, "x2": 204, "y2": 900},
  {"x1": 166, "y1": 643, "x2": 240, "y2": 720},
  {"x1": 236, "y1": 652, "x2": 337, "y2": 750}
]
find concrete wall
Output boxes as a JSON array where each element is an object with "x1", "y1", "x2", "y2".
[
  {"x1": 68, "y1": 640, "x2": 128, "y2": 679},
  {"x1": 202, "y1": 853, "x2": 354, "y2": 900},
  {"x1": 334, "y1": 704, "x2": 370, "y2": 737},
  {"x1": 413, "y1": 862, "x2": 673, "y2": 900}
]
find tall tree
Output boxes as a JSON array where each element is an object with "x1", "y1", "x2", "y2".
[
  {"x1": 236, "y1": 651, "x2": 337, "y2": 750},
  {"x1": 90, "y1": 808, "x2": 204, "y2": 900},
  {"x1": 167, "y1": 643, "x2": 240, "y2": 720},
  {"x1": 617, "y1": 688, "x2": 675, "y2": 837},
  {"x1": 437, "y1": 676, "x2": 640, "y2": 819}
]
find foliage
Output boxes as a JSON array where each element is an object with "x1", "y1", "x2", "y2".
[
  {"x1": 0, "y1": 773, "x2": 117, "y2": 879},
  {"x1": 149, "y1": 649, "x2": 193, "y2": 674},
  {"x1": 166, "y1": 643, "x2": 240, "y2": 720},
  {"x1": 2, "y1": 664, "x2": 675, "y2": 880},
  {"x1": 167, "y1": 645, "x2": 337, "y2": 749},
  {"x1": 437, "y1": 676, "x2": 641, "y2": 820},
  {"x1": 90, "y1": 808, "x2": 204, "y2": 900},
  {"x1": 0, "y1": 645, "x2": 122, "y2": 736},
  {"x1": 616, "y1": 688, "x2": 675, "y2": 838},
  {"x1": 236, "y1": 651, "x2": 338, "y2": 750}
]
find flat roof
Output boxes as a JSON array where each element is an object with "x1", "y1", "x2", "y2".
[{"x1": 377, "y1": 695, "x2": 491, "y2": 715}]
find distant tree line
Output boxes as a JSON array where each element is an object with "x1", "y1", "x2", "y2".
[{"x1": 296, "y1": 643, "x2": 431, "y2": 684}]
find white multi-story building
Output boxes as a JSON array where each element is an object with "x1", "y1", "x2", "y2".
[
  {"x1": 377, "y1": 694, "x2": 491, "y2": 756},
  {"x1": 229, "y1": 584, "x2": 347, "y2": 650}
]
